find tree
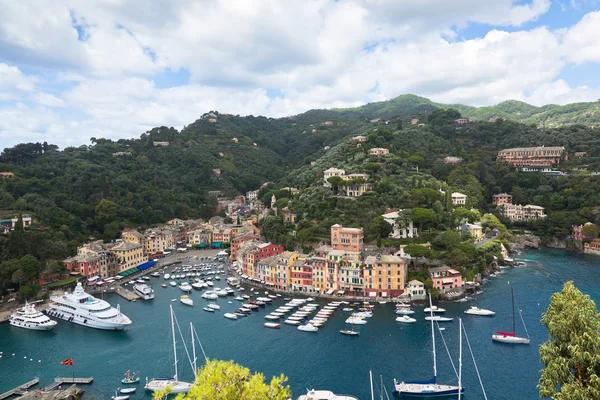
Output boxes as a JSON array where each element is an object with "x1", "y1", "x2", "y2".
[
  {"x1": 95, "y1": 199, "x2": 119, "y2": 228},
  {"x1": 433, "y1": 230, "x2": 462, "y2": 251},
  {"x1": 371, "y1": 216, "x2": 392, "y2": 239},
  {"x1": 327, "y1": 176, "x2": 345, "y2": 195},
  {"x1": 412, "y1": 208, "x2": 437, "y2": 232},
  {"x1": 153, "y1": 359, "x2": 291, "y2": 400},
  {"x1": 582, "y1": 224, "x2": 599, "y2": 240},
  {"x1": 403, "y1": 244, "x2": 432, "y2": 259},
  {"x1": 446, "y1": 249, "x2": 468, "y2": 267},
  {"x1": 539, "y1": 281, "x2": 600, "y2": 399}
]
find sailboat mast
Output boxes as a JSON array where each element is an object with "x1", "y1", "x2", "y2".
[
  {"x1": 458, "y1": 318, "x2": 462, "y2": 400},
  {"x1": 511, "y1": 286, "x2": 516, "y2": 334},
  {"x1": 370, "y1": 370, "x2": 375, "y2": 400},
  {"x1": 429, "y1": 293, "x2": 437, "y2": 379},
  {"x1": 190, "y1": 322, "x2": 197, "y2": 374},
  {"x1": 170, "y1": 305, "x2": 178, "y2": 381}
]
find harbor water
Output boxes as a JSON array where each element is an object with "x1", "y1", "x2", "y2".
[{"x1": 1, "y1": 249, "x2": 599, "y2": 399}]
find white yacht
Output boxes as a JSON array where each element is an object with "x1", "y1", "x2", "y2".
[
  {"x1": 133, "y1": 283, "x2": 155, "y2": 300},
  {"x1": 424, "y1": 305, "x2": 446, "y2": 313},
  {"x1": 47, "y1": 282, "x2": 131, "y2": 330},
  {"x1": 297, "y1": 390, "x2": 358, "y2": 400},
  {"x1": 179, "y1": 283, "x2": 192, "y2": 292},
  {"x1": 465, "y1": 306, "x2": 495, "y2": 316},
  {"x1": 10, "y1": 302, "x2": 57, "y2": 331}
]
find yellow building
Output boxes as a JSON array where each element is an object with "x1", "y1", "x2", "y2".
[
  {"x1": 110, "y1": 241, "x2": 145, "y2": 273},
  {"x1": 121, "y1": 230, "x2": 143, "y2": 244}
]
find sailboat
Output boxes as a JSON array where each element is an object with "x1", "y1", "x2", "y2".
[
  {"x1": 392, "y1": 294, "x2": 464, "y2": 397},
  {"x1": 145, "y1": 305, "x2": 193, "y2": 394},
  {"x1": 492, "y1": 286, "x2": 531, "y2": 344}
]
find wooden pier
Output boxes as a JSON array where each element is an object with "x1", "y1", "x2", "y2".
[
  {"x1": 17, "y1": 384, "x2": 84, "y2": 400},
  {"x1": 114, "y1": 286, "x2": 140, "y2": 301},
  {"x1": 0, "y1": 378, "x2": 39, "y2": 399}
]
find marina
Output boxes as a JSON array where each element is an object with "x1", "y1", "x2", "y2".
[{"x1": 0, "y1": 249, "x2": 598, "y2": 399}]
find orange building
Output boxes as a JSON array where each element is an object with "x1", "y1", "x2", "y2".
[
  {"x1": 492, "y1": 193, "x2": 513, "y2": 206},
  {"x1": 363, "y1": 255, "x2": 407, "y2": 298},
  {"x1": 429, "y1": 266, "x2": 464, "y2": 293},
  {"x1": 497, "y1": 146, "x2": 567, "y2": 167},
  {"x1": 331, "y1": 224, "x2": 364, "y2": 253}
]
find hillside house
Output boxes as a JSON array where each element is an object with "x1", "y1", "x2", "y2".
[
  {"x1": 429, "y1": 266, "x2": 464, "y2": 293},
  {"x1": 382, "y1": 210, "x2": 418, "y2": 239},
  {"x1": 492, "y1": 193, "x2": 512, "y2": 206},
  {"x1": 369, "y1": 148, "x2": 390, "y2": 156},
  {"x1": 451, "y1": 192, "x2": 467, "y2": 205}
]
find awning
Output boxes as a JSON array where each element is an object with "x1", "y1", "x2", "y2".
[
  {"x1": 337, "y1": 290, "x2": 345, "y2": 295},
  {"x1": 369, "y1": 292, "x2": 377, "y2": 297},
  {"x1": 114, "y1": 276, "x2": 124, "y2": 280},
  {"x1": 217, "y1": 250, "x2": 228, "y2": 256},
  {"x1": 87, "y1": 276, "x2": 99, "y2": 283},
  {"x1": 241, "y1": 275, "x2": 248, "y2": 279},
  {"x1": 441, "y1": 278, "x2": 455, "y2": 284},
  {"x1": 198, "y1": 243, "x2": 208, "y2": 248},
  {"x1": 212, "y1": 242, "x2": 223, "y2": 248},
  {"x1": 326, "y1": 289, "x2": 334, "y2": 295},
  {"x1": 137, "y1": 261, "x2": 157, "y2": 271},
  {"x1": 118, "y1": 268, "x2": 138, "y2": 277},
  {"x1": 381, "y1": 292, "x2": 388, "y2": 297}
]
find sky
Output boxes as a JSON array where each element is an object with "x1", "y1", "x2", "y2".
[{"x1": 1, "y1": 0, "x2": 600, "y2": 149}]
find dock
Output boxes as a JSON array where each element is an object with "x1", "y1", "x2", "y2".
[
  {"x1": 114, "y1": 286, "x2": 140, "y2": 301},
  {"x1": 0, "y1": 378, "x2": 39, "y2": 399},
  {"x1": 16, "y1": 384, "x2": 83, "y2": 400}
]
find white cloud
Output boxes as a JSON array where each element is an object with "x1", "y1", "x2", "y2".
[{"x1": 0, "y1": 0, "x2": 599, "y2": 150}]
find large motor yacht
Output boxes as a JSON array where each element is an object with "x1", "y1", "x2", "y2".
[
  {"x1": 133, "y1": 283, "x2": 155, "y2": 300},
  {"x1": 47, "y1": 282, "x2": 132, "y2": 330},
  {"x1": 10, "y1": 302, "x2": 57, "y2": 331}
]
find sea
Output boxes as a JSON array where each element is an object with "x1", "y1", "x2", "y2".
[{"x1": 0, "y1": 248, "x2": 598, "y2": 400}]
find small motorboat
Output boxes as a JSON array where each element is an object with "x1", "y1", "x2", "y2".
[
  {"x1": 112, "y1": 390, "x2": 129, "y2": 400},
  {"x1": 203, "y1": 307, "x2": 215, "y2": 313},
  {"x1": 395, "y1": 309, "x2": 415, "y2": 315},
  {"x1": 180, "y1": 295, "x2": 193, "y2": 306},
  {"x1": 396, "y1": 315, "x2": 417, "y2": 323},
  {"x1": 284, "y1": 297, "x2": 291, "y2": 301},
  {"x1": 242, "y1": 295, "x2": 250, "y2": 299},
  {"x1": 425, "y1": 316, "x2": 453, "y2": 322},
  {"x1": 170, "y1": 299, "x2": 177, "y2": 302},
  {"x1": 298, "y1": 323, "x2": 319, "y2": 332},
  {"x1": 340, "y1": 329, "x2": 360, "y2": 336},
  {"x1": 234, "y1": 296, "x2": 244, "y2": 301},
  {"x1": 121, "y1": 370, "x2": 139, "y2": 384},
  {"x1": 120, "y1": 388, "x2": 136, "y2": 394},
  {"x1": 306, "y1": 297, "x2": 314, "y2": 301},
  {"x1": 161, "y1": 284, "x2": 167, "y2": 288},
  {"x1": 265, "y1": 314, "x2": 280, "y2": 320},
  {"x1": 378, "y1": 301, "x2": 387, "y2": 305},
  {"x1": 342, "y1": 307, "x2": 354, "y2": 312},
  {"x1": 465, "y1": 306, "x2": 496, "y2": 316},
  {"x1": 345, "y1": 317, "x2": 367, "y2": 325},
  {"x1": 208, "y1": 303, "x2": 220, "y2": 310},
  {"x1": 169, "y1": 281, "x2": 177, "y2": 287},
  {"x1": 268, "y1": 294, "x2": 277, "y2": 299},
  {"x1": 224, "y1": 313, "x2": 238, "y2": 320},
  {"x1": 234, "y1": 312, "x2": 247, "y2": 318},
  {"x1": 284, "y1": 319, "x2": 301, "y2": 325},
  {"x1": 424, "y1": 306, "x2": 446, "y2": 313},
  {"x1": 264, "y1": 322, "x2": 281, "y2": 329}
]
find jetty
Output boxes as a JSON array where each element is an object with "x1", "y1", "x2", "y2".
[
  {"x1": 42, "y1": 377, "x2": 93, "y2": 391},
  {"x1": 16, "y1": 384, "x2": 83, "y2": 400},
  {"x1": 114, "y1": 286, "x2": 140, "y2": 301},
  {"x1": 0, "y1": 378, "x2": 39, "y2": 399}
]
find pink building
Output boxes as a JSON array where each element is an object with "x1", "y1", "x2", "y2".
[
  {"x1": 331, "y1": 224, "x2": 364, "y2": 253},
  {"x1": 368, "y1": 148, "x2": 390, "y2": 156},
  {"x1": 429, "y1": 266, "x2": 464, "y2": 293},
  {"x1": 492, "y1": 193, "x2": 513, "y2": 206}
]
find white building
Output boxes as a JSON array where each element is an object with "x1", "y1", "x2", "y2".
[
  {"x1": 246, "y1": 190, "x2": 259, "y2": 201},
  {"x1": 323, "y1": 168, "x2": 346, "y2": 186},
  {"x1": 451, "y1": 192, "x2": 467, "y2": 205},
  {"x1": 382, "y1": 210, "x2": 418, "y2": 239},
  {"x1": 407, "y1": 280, "x2": 426, "y2": 300}
]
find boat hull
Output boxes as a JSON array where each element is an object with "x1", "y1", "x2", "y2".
[
  {"x1": 393, "y1": 382, "x2": 464, "y2": 397},
  {"x1": 46, "y1": 307, "x2": 130, "y2": 330},
  {"x1": 9, "y1": 320, "x2": 57, "y2": 331},
  {"x1": 145, "y1": 379, "x2": 192, "y2": 393},
  {"x1": 492, "y1": 334, "x2": 530, "y2": 344}
]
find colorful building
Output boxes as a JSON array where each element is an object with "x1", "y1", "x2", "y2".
[
  {"x1": 497, "y1": 146, "x2": 567, "y2": 167},
  {"x1": 584, "y1": 239, "x2": 600, "y2": 256},
  {"x1": 331, "y1": 224, "x2": 364, "y2": 253},
  {"x1": 429, "y1": 266, "x2": 464, "y2": 293},
  {"x1": 110, "y1": 241, "x2": 145, "y2": 273},
  {"x1": 382, "y1": 210, "x2": 418, "y2": 239},
  {"x1": 363, "y1": 255, "x2": 407, "y2": 298},
  {"x1": 498, "y1": 204, "x2": 546, "y2": 221},
  {"x1": 368, "y1": 148, "x2": 390, "y2": 156},
  {"x1": 451, "y1": 192, "x2": 467, "y2": 205},
  {"x1": 492, "y1": 193, "x2": 513, "y2": 206}
]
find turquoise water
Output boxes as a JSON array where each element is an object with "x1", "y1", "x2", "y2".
[{"x1": 0, "y1": 249, "x2": 599, "y2": 399}]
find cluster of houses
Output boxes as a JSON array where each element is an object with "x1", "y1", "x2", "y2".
[
  {"x1": 0, "y1": 215, "x2": 33, "y2": 234},
  {"x1": 492, "y1": 193, "x2": 546, "y2": 221},
  {"x1": 323, "y1": 168, "x2": 372, "y2": 197},
  {"x1": 235, "y1": 223, "x2": 465, "y2": 300}
]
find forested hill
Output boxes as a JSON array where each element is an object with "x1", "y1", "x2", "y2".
[
  {"x1": 330, "y1": 94, "x2": 600, "y2": 127},
  {"x1": 1, "y1": 100, "x2": 600, "y2": 289}
]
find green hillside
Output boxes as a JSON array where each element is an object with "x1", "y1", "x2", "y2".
[{"x1": 328, "y1": 94, "x2": 600, "y2": 127}]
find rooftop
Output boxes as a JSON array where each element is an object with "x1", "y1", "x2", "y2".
[{"x1": 499, "y1": 146, "x2": 565, "y2": 152}]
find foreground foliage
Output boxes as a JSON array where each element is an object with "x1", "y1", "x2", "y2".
[
  {"x1": 153, "y1": 359, "x2": 291, "y2": 400},
  {"x1": 539, "y1": 281, "x2": 600, "y2": 399}
]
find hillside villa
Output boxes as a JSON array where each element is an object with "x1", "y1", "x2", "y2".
[
  {"x1": 429, "y1": 266, "x2": 464, "y2": 293},
  {"x1": 382, "y1": 210, "x2": 418, "y2": 239}
]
